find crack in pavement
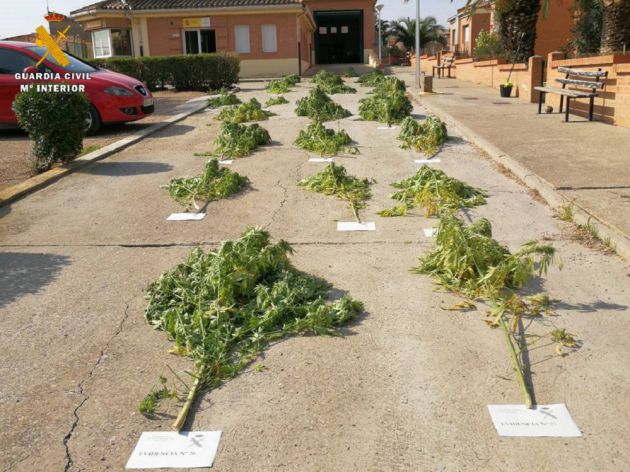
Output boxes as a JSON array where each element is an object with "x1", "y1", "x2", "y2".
[
  {"x1": 62, "y1": 302, "x2": 131, "y2": 472},
  {"x1": 264, "y1": 178, "x2": 289, "y2": 230}
]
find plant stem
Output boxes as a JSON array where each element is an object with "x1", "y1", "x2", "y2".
[
  {"x1": 499, "y1": 315, "x2": 533, "y2": 408},
  {"x1": 173, "y1": 368, "x2": 203, "y2": 431}
]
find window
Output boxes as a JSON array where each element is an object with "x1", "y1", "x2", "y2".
[
  {"x1": 184, "y1": 30, "x2": 217, "y2": 54},
  {"x1": 92, "y1": 29, "x2": 132, "y2": 58},
  {"x1": 92, "y1": 29, "x2": 111, "y2": 58},
  {"x1": 234, "y1": 25, "x2": 250, "y2": 53},
  {"x1": 261, "y1": 24, "x2": 277, "y2": 53},
  {"x1": 0, "y1": 49, "x2": 36, "y2": 74}
]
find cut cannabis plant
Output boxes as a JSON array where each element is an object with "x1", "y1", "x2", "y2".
[
  {"x1": 357, "y1": 69, "x2": 385, "y2": 86},
  {"x1": 138, "y1": 375, "x2": 178, "y2": 416},
  {"x1": 266, "y1": 74, "x2": 301, "y2": 94},
  {"x1": 265, "y1": 96, "x2": 289, "y2": 107},
  {"x1": 166, "y1": 158, "x2": 249, "y2": 211},
  {"x1": 217, "y1": 98, "x2": 273, "y2": 123},
  {"x1": 294, "y1": 121, "x2": 357, "y2": 156},
  {"x1": 144, "y1": 228, "x2": 364, "y2": 430},
  {"x1": 299, "y1": 163, "x2": 373, "y2": 222},
  {"x1": 212, "y1": 122, "x2": 271, "y2": 158},
  {"x1": 208, "y1": 92, "x2": 241, "y2": 109},
  {"x1": 398, "y1": 116, "x2": 448, "y2": 157},
  {"x1": 358, "y1": 78, "x2": 412, "y2": 126},
  {"x1": 379, "y1": 165, "x2": 486, "y2": 217},
  {"x1": 312, "y1": 70, "x2": 356, "y2": 94},
  {"x1": 343, "y1": 67, "x2": 359, "y2": 78},
  {"x1": 295, "y1": 87, "x2": 352, "y2": 122}
]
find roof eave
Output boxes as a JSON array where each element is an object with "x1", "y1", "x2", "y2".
[{"x1": 71, "y1": 3, "x2": 305, "y2": 18}]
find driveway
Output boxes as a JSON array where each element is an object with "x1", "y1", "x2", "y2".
[{"x1": 1, "y1": 79, "x2": 630, "y2": 471}]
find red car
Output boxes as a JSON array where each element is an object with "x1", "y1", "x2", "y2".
[{"x1": 0, "y1": 41, "x2": 154, "y2": 134}]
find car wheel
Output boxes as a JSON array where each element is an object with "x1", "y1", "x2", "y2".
[{"x1": 86, "y1": 104, "x2": 102, "y2": 135}]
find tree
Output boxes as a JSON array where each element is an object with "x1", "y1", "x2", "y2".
[
  {"x1": 570, "y1": 0, "x2": 603, "y2": 54},
  {"x1": 389, "y1": 16, "x2": 447, "y2": 52},
  {"x1": 494, "y1": 0, "x2": 541, "y2": 62},
  {"x1": 600, "y1": 0, "x2": 630, "y2": 53}
]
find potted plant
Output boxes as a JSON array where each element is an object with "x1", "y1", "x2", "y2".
[{"x1": 499, "y1": 79, "x2": 513, "y2": 97}]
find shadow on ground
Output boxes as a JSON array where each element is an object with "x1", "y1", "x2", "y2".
[
  {"x1": 0, "y1": 252, "x2": 71, "y2": 309},
  {"x1": 82, "y1": 161, "x2": 174, "y2": 177}
]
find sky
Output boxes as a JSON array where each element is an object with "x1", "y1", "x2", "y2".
[{"x1": 0, "y1": 0, "x2": 466, "y2": 39}]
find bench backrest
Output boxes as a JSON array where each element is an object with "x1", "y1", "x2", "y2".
[
  {"x1": 440, "y1": 56, "x2": 455, "y2": 66},
  {"x1": 555, "y1": 67, "x2": 607, "y2": 92}
]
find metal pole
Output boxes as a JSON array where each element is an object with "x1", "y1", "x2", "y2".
[
  {"x1": 415, "y1": 0, "x2": 420, "y2": 89},
  {"x1": 378, "y1": 11, "x2": 382, "y2": 64}
]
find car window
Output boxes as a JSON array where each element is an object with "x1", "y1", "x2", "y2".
[
  {"x1": 27, "y1": 46, "x2": 97, "y2": 73},
  {"x1": 0, "y1": 48, "x2": 37, "y2": 74}
]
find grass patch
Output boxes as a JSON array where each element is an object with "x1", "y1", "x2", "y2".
[
  {"x1": 379, "y1": 165, "x2": 486, "y2": 217},
  {"x1": 217, "y1": 98, "x2": 273, "y2": 123},
  {"x1": 265, "y1": 96, "x2": 289, "y2": 107},
  {"x1": 294, "y1": 121, "x2": 358, "y2": 156},
  {"x1": 299, "y1": 163, "x2": 374, "y2": 222},
  {"x1": 144, "y1": 227, "x2": 364, "y2": 429},
  {"x1": 398, "y1": 116, "x2": 448, "y2": 157},
  {"x1": 295, "y1": 87, "x2": 352, "y2": 122},
  {"x1": 166, "y1": 158, "x2": 249, "y2": 211},
  {"x1": 79, "y1": 144, "x2": 100, "y2": 156},
  {"x1": 212, "y1": 122, "x2": 271, "y2": 158}
]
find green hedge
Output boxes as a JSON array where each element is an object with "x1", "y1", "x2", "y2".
[{"x1": 91, "y1": 53, "x2": 240, "y2": 91}]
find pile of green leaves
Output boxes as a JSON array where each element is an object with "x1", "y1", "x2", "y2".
[
  {"x1": 294, "y1": 121, "x2": 357, "y2": 156},
  {"x1": 379, "y1": 165, "x2": 486, "y2": 217},
  {"x1": 295, "y1": 87, "x2": 352, "y2": 122},
  {"x1": 358, "y1": 77, "x2": 412, "y2": 126},
  {"x1": 398, "y1": 116, "x2": 448, "y2": 156},
  {"x1": 213, "y1": 122, "x2": 271, "y2": 158},
  {"x1": 299, "y1": 163, "x2": 373, "y2": 222},
  {"x1": 265, "y1": 96, "x2": 289, "y2": 107},
  {"x1": 167, "y1": 158, "x2": 249, "y2": 210},
  {"x1": 144, "y1": 228, "x2": 364, "y2": 429},
  {"x1": 357, "y1": 69, "x2": 385, "y2": 86},
  {"x1": 343, "y1": 67, "x2": 359, "y2": 78},
  {"x1": 217, "y1": 98, "x2": 273, "y2": 123},
  {"x1": 312, "y1": 70, "x2": 356, "y2": 94},
  {"x1": 415, "y1": 212, "x2": 557, "y2": 300},
  {"x1": 208, "y1": 91, "x2": 241, "y2": 109},
  {"x1": 266, "y1": 74, "x2": 301, "y2": 93}
]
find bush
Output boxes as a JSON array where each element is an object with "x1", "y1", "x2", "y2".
[
  {"x1": 13, "y1": 88, "x2": 90, "y2": 173},
  {"x1": 473, "y1": 30, "x2": 505, "y2": 58},
  {"x1": 91, "y1": 53, "x2": 240, "y2": 91}
]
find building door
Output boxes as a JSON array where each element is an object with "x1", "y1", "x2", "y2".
[
  {"x1": 184, "y1": 30, "x2": 216, "y2": 54},
  {"x1": 314, "y1": 10, "x2": 363, "y2": 64}
]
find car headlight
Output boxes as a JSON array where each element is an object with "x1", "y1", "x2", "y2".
[{"x1": 104, "y1": 86, "x2": 134, "y2": 96}]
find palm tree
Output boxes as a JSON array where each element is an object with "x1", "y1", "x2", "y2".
[
  {"x1": 600, "y1": 0, "x2": 630, "y2": 52},
  {"x1": 389, "y1": 16, "x2": 447, "y2": 52}
]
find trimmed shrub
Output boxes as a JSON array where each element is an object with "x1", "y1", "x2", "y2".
[
  {"x1": 13, "y1": 88, "x2": 89, "y2": 173},
  {"x1": 91, "y1": 53, "x2": 240, "y2": 91}
]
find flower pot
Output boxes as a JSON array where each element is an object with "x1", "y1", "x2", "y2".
[{"x1": 499, "y1": 84, "x2": 513, "y2": 98}]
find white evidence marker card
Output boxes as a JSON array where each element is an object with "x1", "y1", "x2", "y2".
[
  {"x1": 487, "y1": 404, "x2": 582, "y2": 437},
  {"x1": 126, "y1": 431, "x2": 222, "y2": 469},
  {"x1": 167, "y1": 213, "x2": 206, "y2": 221},
  {"x1": 377, "y1": 125, "x2": 398, "y2": 130},
  {"x1": 414, "y1": 159, "x2": 441, "y2": 164},
  {"x1": 424, "y1": 228, "x2": 437, "y2": 237},
  {"x1": 219, "y1": 160, "x2": 234, "y2": 165},
  {"x1": 308, "y1": 157, "x2": 333, "y2": 163},
  {"x1": 337, "y1": 222, "x2": 376, "y2": 232}
]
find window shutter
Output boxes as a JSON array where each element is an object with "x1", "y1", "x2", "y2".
[
  {"x1": 261, "y1": 24, "x2": 277, "y2": 53},
  {"x1": 234, "y1": 25, "x2": 250, "y2": 53}
]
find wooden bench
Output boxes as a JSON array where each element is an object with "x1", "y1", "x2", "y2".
[
  {"x1": 433, "y1": 56, "x2": 455, "y2": 78},
  {"x1": 535, "y1": 67, "x2": 608, "y2": 122}
]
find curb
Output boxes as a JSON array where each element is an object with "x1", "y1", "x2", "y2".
[
  {"x1": 0, "y1": 99, "x2": 209, "y2": 207},
  {"x1": 408, "y1": 91, "x2": 630, "y2": 261}
]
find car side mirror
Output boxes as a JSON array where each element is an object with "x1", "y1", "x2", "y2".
[{"x1": 23, "y1": 66, "x2": 39, "y2": 74}]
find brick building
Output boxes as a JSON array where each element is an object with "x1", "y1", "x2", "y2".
[{"x1": 70, "y1": 0, "x2": 377, "y2": 77}]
